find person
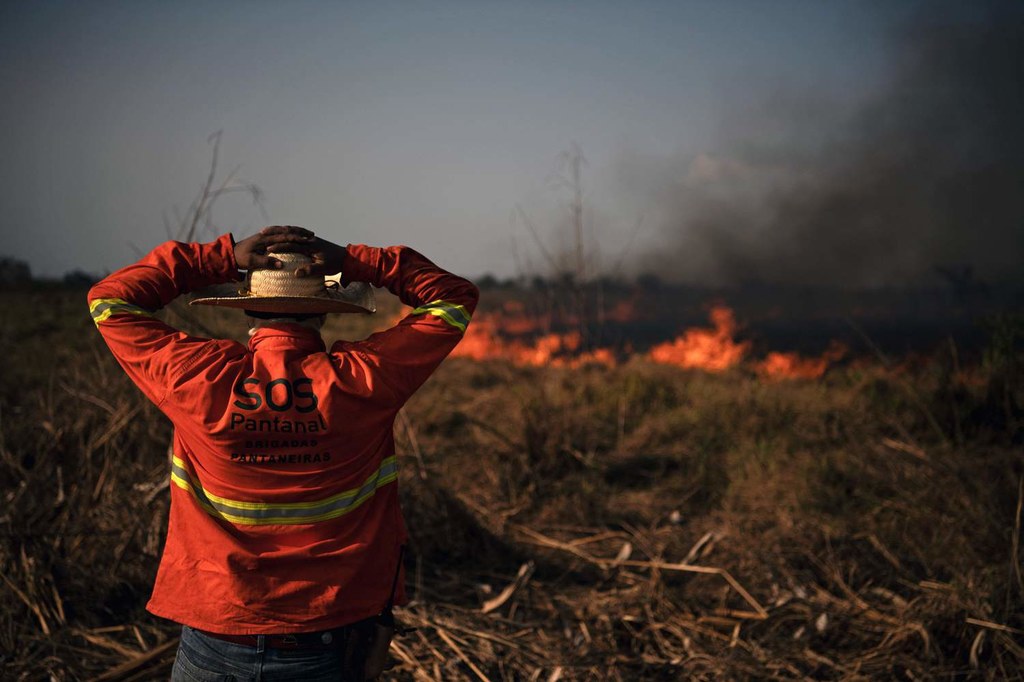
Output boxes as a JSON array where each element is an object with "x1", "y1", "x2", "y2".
[{"x1": 88, "y1": 226, "x2": 478, "y2": 680}]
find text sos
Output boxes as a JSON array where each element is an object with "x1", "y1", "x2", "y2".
[{"x1": 233, "y1": 377, "x2": 318, "y2": 413}]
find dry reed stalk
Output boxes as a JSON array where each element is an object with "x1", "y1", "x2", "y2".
[
  {"x1": 435, "y1": 626, "x2": 491, "y2": 681},
  {"x1": 512, "y1": 524, "x2": 768, "y2": 620},
  {"x1": 389, "y1": 637, "x2": 435, "y2": 681},
  {"x1": 482, "y1": 562, "x2": 535, "y2": 614},
  {"x1": 966, "y1": 617, "x2": 1024, "y2": 636},
  {"x1": 73, "y1": 629, "x2": 142, "y2": 658},
  {"x1": 0, "y1": 569, "x2": 50, "y2": 635},
  {"x1": 88, "y1": 637, "x2": 179, "y2": 682},
  {"x1": 1013, "y1": 476, "x2": 1024, "y2": 600}
]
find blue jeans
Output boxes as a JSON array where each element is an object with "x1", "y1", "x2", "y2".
[{"x1": 171, "y1": 625, "x2": 348, "y2": 681}]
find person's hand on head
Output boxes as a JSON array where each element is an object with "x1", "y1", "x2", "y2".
[
  {"x1": 234, "y1": 226, "x2": 316, "y2": 271},
  {"x1": 293, "y1": 237, "x2": 348, "y2": 278}
]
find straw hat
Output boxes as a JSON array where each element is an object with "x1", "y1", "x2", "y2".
[{"x1": 189, "y1": 252, "x2": 376, "y2": 314}]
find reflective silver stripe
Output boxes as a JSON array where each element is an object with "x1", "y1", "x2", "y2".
[
  {"x1": 170, "y1": 455, "x2": 399, "y2": 526},
  {"x1": 410, "y1": 300, "x2": 471, "y2": 331},
  {"x1": 89, "y1": 298, "x2": 153, "y2": 326}
]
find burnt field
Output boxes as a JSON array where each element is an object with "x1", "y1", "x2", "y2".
[{"x1": 1, "y1": 286, "x2": 1022, "y2": 680}]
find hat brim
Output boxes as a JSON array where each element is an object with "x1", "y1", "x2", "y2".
[{"x1": 189, "y1": 280, "x2": 376, "y2": 315}]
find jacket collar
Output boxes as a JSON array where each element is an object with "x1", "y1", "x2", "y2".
[{"x1": 247, "y1": 324, "x2": 326, "y2": 354}]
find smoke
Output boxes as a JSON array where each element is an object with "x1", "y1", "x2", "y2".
[{"x1": 629, "y1": 2, "x2": 1024, "y2": 288}]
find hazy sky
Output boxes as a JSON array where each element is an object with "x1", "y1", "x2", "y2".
[{"x1": 1, "y1": 1, "x2": 907, "y2": 279}]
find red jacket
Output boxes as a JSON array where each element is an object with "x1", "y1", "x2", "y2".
[{"x1": 88, "y1": 234, "x2": 478, "y2": 634}]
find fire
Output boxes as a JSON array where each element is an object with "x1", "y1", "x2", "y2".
[
  {"x1": 443, "y1": 299, "x2": 844, "y2": 379},
  {"x1": 448, "y1": 300, "x2": 620, "y2": 367},
  {"x1": 756, "y1": 341, "x2": 848, "y2": 380},
  {"x1": 647, "y1": 305, "x2": 751, "y2": 372},
  {"x1": 450, "y1": 314, "x2": 616, "y2": 367},
  {"x1": 448, "y1": 317, "x2": 507, "y2": 361}
]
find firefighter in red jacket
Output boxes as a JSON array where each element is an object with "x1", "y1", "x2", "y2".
[{"x1": 88, "y1": 226, "x2": 478, "y2": 680}]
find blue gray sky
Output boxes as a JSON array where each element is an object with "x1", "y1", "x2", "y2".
[{"x1": 1, "y1": 2, "x2": 926, "y2": 280}]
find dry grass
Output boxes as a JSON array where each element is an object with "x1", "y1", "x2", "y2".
[{"x1": 0, "y1": 289, "x2": 1021, "y2": 680}]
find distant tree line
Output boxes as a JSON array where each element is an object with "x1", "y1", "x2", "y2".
[
  {"x1": 475, "y1": 271, "x2": 671, "y2": 292},
  {"x1": 0, "y1": 255, "x2": 99, "y2": 290}
]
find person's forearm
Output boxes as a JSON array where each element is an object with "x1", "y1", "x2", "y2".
[
  {"x1": 88, "y1": 235, "x2": 241, "y2": 313},
  {"x1": 87, "y1": 235, "x2": 242, "y2": 406},
  {"x1": 341, "y1": 244, "x2": 479, "y2": 313}
]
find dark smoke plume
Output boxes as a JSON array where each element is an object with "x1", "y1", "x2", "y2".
[{"x1": 630, "y1": 2, "x2": 1024, "y2": 288}]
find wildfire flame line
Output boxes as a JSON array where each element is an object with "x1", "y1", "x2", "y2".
[{"x1": 439, "y1": 302, "x2": 846, "y2": 379}]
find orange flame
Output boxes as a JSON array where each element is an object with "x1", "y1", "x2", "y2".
[
  {"x1": 647, "y1": 305, "x2": 751, "y2": 372},
  {"x1": 451, "y1": 321, "x2": 618, "y2": 368},
  {"x1": 756, "y1": 341, "x2": 848, "y2": 380},
  {"x1": 445, "y1": 300, "x2": 844, "y2": 378}
]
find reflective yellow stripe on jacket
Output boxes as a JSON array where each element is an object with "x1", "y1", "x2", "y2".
[
  {"x1": 170, "y1": 455, "x2": 399, "y2": 526},
  {"x1": 89, "y1": 298, "x2": 153, "y2": 326},
  {"x1": 410, "y1": 300, "x2": 471, "y2": 331}
]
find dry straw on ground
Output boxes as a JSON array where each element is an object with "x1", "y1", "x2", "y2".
[{"x1": 0, "y1": 289, "x2": 1021, "y2": 680}]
